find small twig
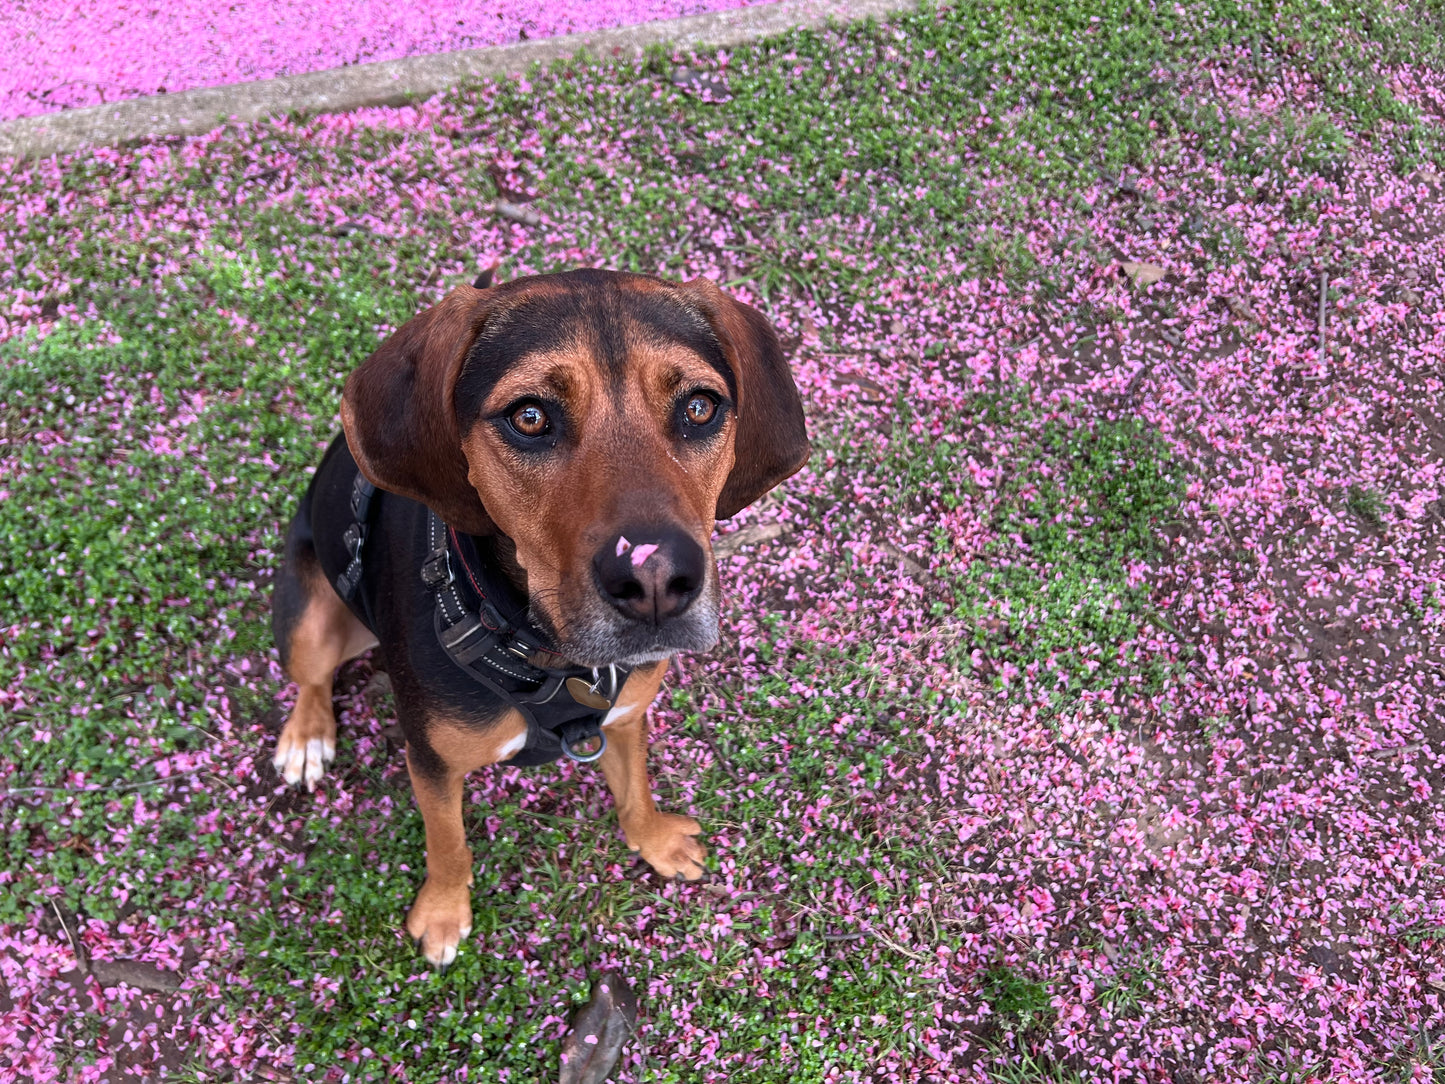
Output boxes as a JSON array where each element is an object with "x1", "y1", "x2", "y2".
[
  {"x1": 795, "y1": 898, "x2": 933, "y2": 962},
  {"x1": 1122, "y1": 360, "x2": 1156, "y2": 404},
  {"x1": 241, "y1": 166, "x2": 283, "y2": 186},
  {"x1": 1212, "y1": 503, "x2": 1240, "y2": 550},
  {"x1": 0, "y1": 766, "x2": 209, "y2": 802},
  {"x1": 1317, "y1": 221, "x2": 1333, "y2": 365},
  {"x1": 1223, "y1": 293, "x2": 1265, "y2": 328},
  {"x1": 51, "y1": 899, "x2": 89, "y2": 976},
  {"x1": 858, "y1": 923, "x2": 931, "y2": 963},
  {"x1": 1053, "y1": 735, "x2": 1090, "y2": 769},
  {"x1": 694, "y1": 712, "x2": 741, "y2": 782}
]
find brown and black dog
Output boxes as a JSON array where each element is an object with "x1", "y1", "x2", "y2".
[{"x1": 270, "y1": 268, "x2": 808, "y2": 965}]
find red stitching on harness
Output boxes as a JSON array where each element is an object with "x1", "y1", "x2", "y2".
[{"x1": 448, "y1": 525, "x2": 490, "y2": 601}]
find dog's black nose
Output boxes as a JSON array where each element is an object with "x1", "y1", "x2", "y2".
[{"x1": 594, "y1": 526, "x2": 705, "y2": 624}]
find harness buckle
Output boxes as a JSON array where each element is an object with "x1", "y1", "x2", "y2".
[
  {"x1": 478, "y1": 598, "x2": 508, "y2": 633},
  {"x1": 334, "y1": 560, "x2": 363, "y2": 602},
  {"x1": 420, "y1": 547, "x2": 453, "y2": 588},
  {"x1": 343, "y1": 523, "x2": 366, "y2": 559}
]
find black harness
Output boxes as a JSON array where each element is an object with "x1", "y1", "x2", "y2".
[{"x1": 335, "y1": 473, "x2": 629, "y2": 766}]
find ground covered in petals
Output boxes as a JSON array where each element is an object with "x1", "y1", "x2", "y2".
[
  {"x1": 0, "y1": 0, "x2": 775, "y2": 120},
  {"x1": 3, "y1": 1, "x2": 1445, "y2": 1081}
]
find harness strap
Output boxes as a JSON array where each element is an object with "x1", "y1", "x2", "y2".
[{"x1": 334, "y1": 474, "x2": 376, "y2": 603}]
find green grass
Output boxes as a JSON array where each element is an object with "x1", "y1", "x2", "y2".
[
  {"x1": 1382, "y1": 1026, "x2": 1445, "y2": 1083},
  {"x1": 979, "y1": 964, "x2": 1054, "y2": 1036},
  {"x1": 1253, "y1": 1055, "x2": 1328, "y2": 1084},
  {"x1": 0, "y1": 242, "x2": 437, "y2": 925},
  {"x1": 815, "y1": 393, "x2": 1187, "y2": 718},
  {"x1": 1095, "y1": 951, "x2": 1161, "y2": 1016},
  {"x1": 982, "y1": 1048, "x2": 1087, "y2": 1084},
  {"x1": 243, "y1": 792, "x2": 595, "y2": 1078},
  {"x1": 6, "y1": 0, "x2": 1445, "y2": 1075},
  {"x1": 469, "y1": 0, "x2": 1445, "y2": 302},
  {"x1": 1394, "y1": 915, "x2": 1445, "y2": 948},
  {"x1": 957, "y1": 413, "x2": 1185, "y2": 710},
  {"x1": 233, "y1": 645, "x2": 953, "y2": 1079},
  {"x1": 1347, "y1": 484, "x2": 1388, "y2": 527}
]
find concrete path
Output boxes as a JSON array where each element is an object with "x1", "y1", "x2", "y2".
[{"x1": 0, "y1": 0, "x2": 915, "y2": 160}]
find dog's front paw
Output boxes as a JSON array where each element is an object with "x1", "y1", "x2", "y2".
[
  {"x1": 273, "y1": 722, "x2": 335, "y2": 791},
  {"x1": 406, "y1": 879, "x2": 473, "y2": 967},
  {"x1": 627, "y1": 812, "x2": 707, "y2": 880}
]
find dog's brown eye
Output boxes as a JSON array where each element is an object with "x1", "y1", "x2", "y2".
[
  {"x1": 511, "y1": 403, "x2": 549, "y2": 437},
  {"x1": 684, "y1": 394, "x2": 717, "y2": 426}
]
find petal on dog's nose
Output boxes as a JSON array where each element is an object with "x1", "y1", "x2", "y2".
[
  {"x1": 594, "y1": 526, "x2": 705, "y2": 624},
  {"x1": 615, "y1": 535, "x2": 632, "y2": 557}
]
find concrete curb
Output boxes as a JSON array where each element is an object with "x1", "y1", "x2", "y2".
[{"x1": 0, "y1": 0, "x2": 917, "y2": 160}]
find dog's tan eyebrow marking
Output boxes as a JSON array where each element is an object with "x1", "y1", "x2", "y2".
[
  {"x1": 483, "y1": 354, "x2": 586, "y2": 412},
  {"x1": 622, "y1": 342, "x2": 730, "y2": 404},
  {"x1": 621, "y1": 308, "x2": 733, "y2": 396},
  {"x1": 455, "y1": 313, "x2": 584, "y2": 427},
  {"x1": 658, "y1": 364, "x2": 728, "y2": 397}
]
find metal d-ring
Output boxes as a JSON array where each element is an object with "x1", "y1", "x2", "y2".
[{"x1": 561, "y1": 728, "x2": 607, "y2": 764}]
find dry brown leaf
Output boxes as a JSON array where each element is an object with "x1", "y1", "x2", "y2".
[
  {"x1": 714, "y1": 521, "x2": 785, "y2": 557},
  {"x1": 831, "y1": 370, "x2": 888, "y2": 396},
  {"x1": 1120, "y1": 261, "x2": 1167, "y2": 286},
  {"x1": 1224, "y1": 293, "x2": 1265, "y2": 326},
  {"x1": 89, "y1": 960, "x2": 183, "y2": 993},
  {"x1": 559, "y1": 971, "x2": 637, "y2": 1084},
  {"x1": 493, "y1": 201, "x2": 542, "y2": 227}
]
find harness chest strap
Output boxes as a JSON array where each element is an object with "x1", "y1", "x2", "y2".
[
  {"x1": 421, "y1": 510, "x2": 630, "y2": 764},
  {"x1": 329, "y1": 469, "x2": 629, "y2": 764}
]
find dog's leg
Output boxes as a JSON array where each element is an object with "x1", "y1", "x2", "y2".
[
  {"x1": 406, "y1": 714, "x2": 528, "y2": 966},
  {"x1": 272, "y1": 517, "x2": 378, "y2": 790},
  {"x1": 597, "y1": 660, "x2": 706, "y2": 880}
]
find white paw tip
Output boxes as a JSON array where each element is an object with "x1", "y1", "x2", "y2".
[
  {"x1": 274, "y1": 737, "x2": 333, "y2": 788},
  {"x1": 278, "y1": 751, "x2": 303, "y2": 786}
]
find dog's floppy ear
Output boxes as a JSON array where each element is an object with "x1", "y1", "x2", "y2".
[
  {"x1": 340, "y1": 284, "x2": 498, "y2": 535},
  {"x1": 677, "y1": 278, "x2": 810, "y2": 518}
]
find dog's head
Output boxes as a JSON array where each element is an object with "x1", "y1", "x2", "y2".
[{"x1": 340, "y1": 269, "x2": 809, "y2": 667}]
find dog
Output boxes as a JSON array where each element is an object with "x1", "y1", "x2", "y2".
[{"x1": 270, "y1": 268, "x2": 808, "y2": 965}]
